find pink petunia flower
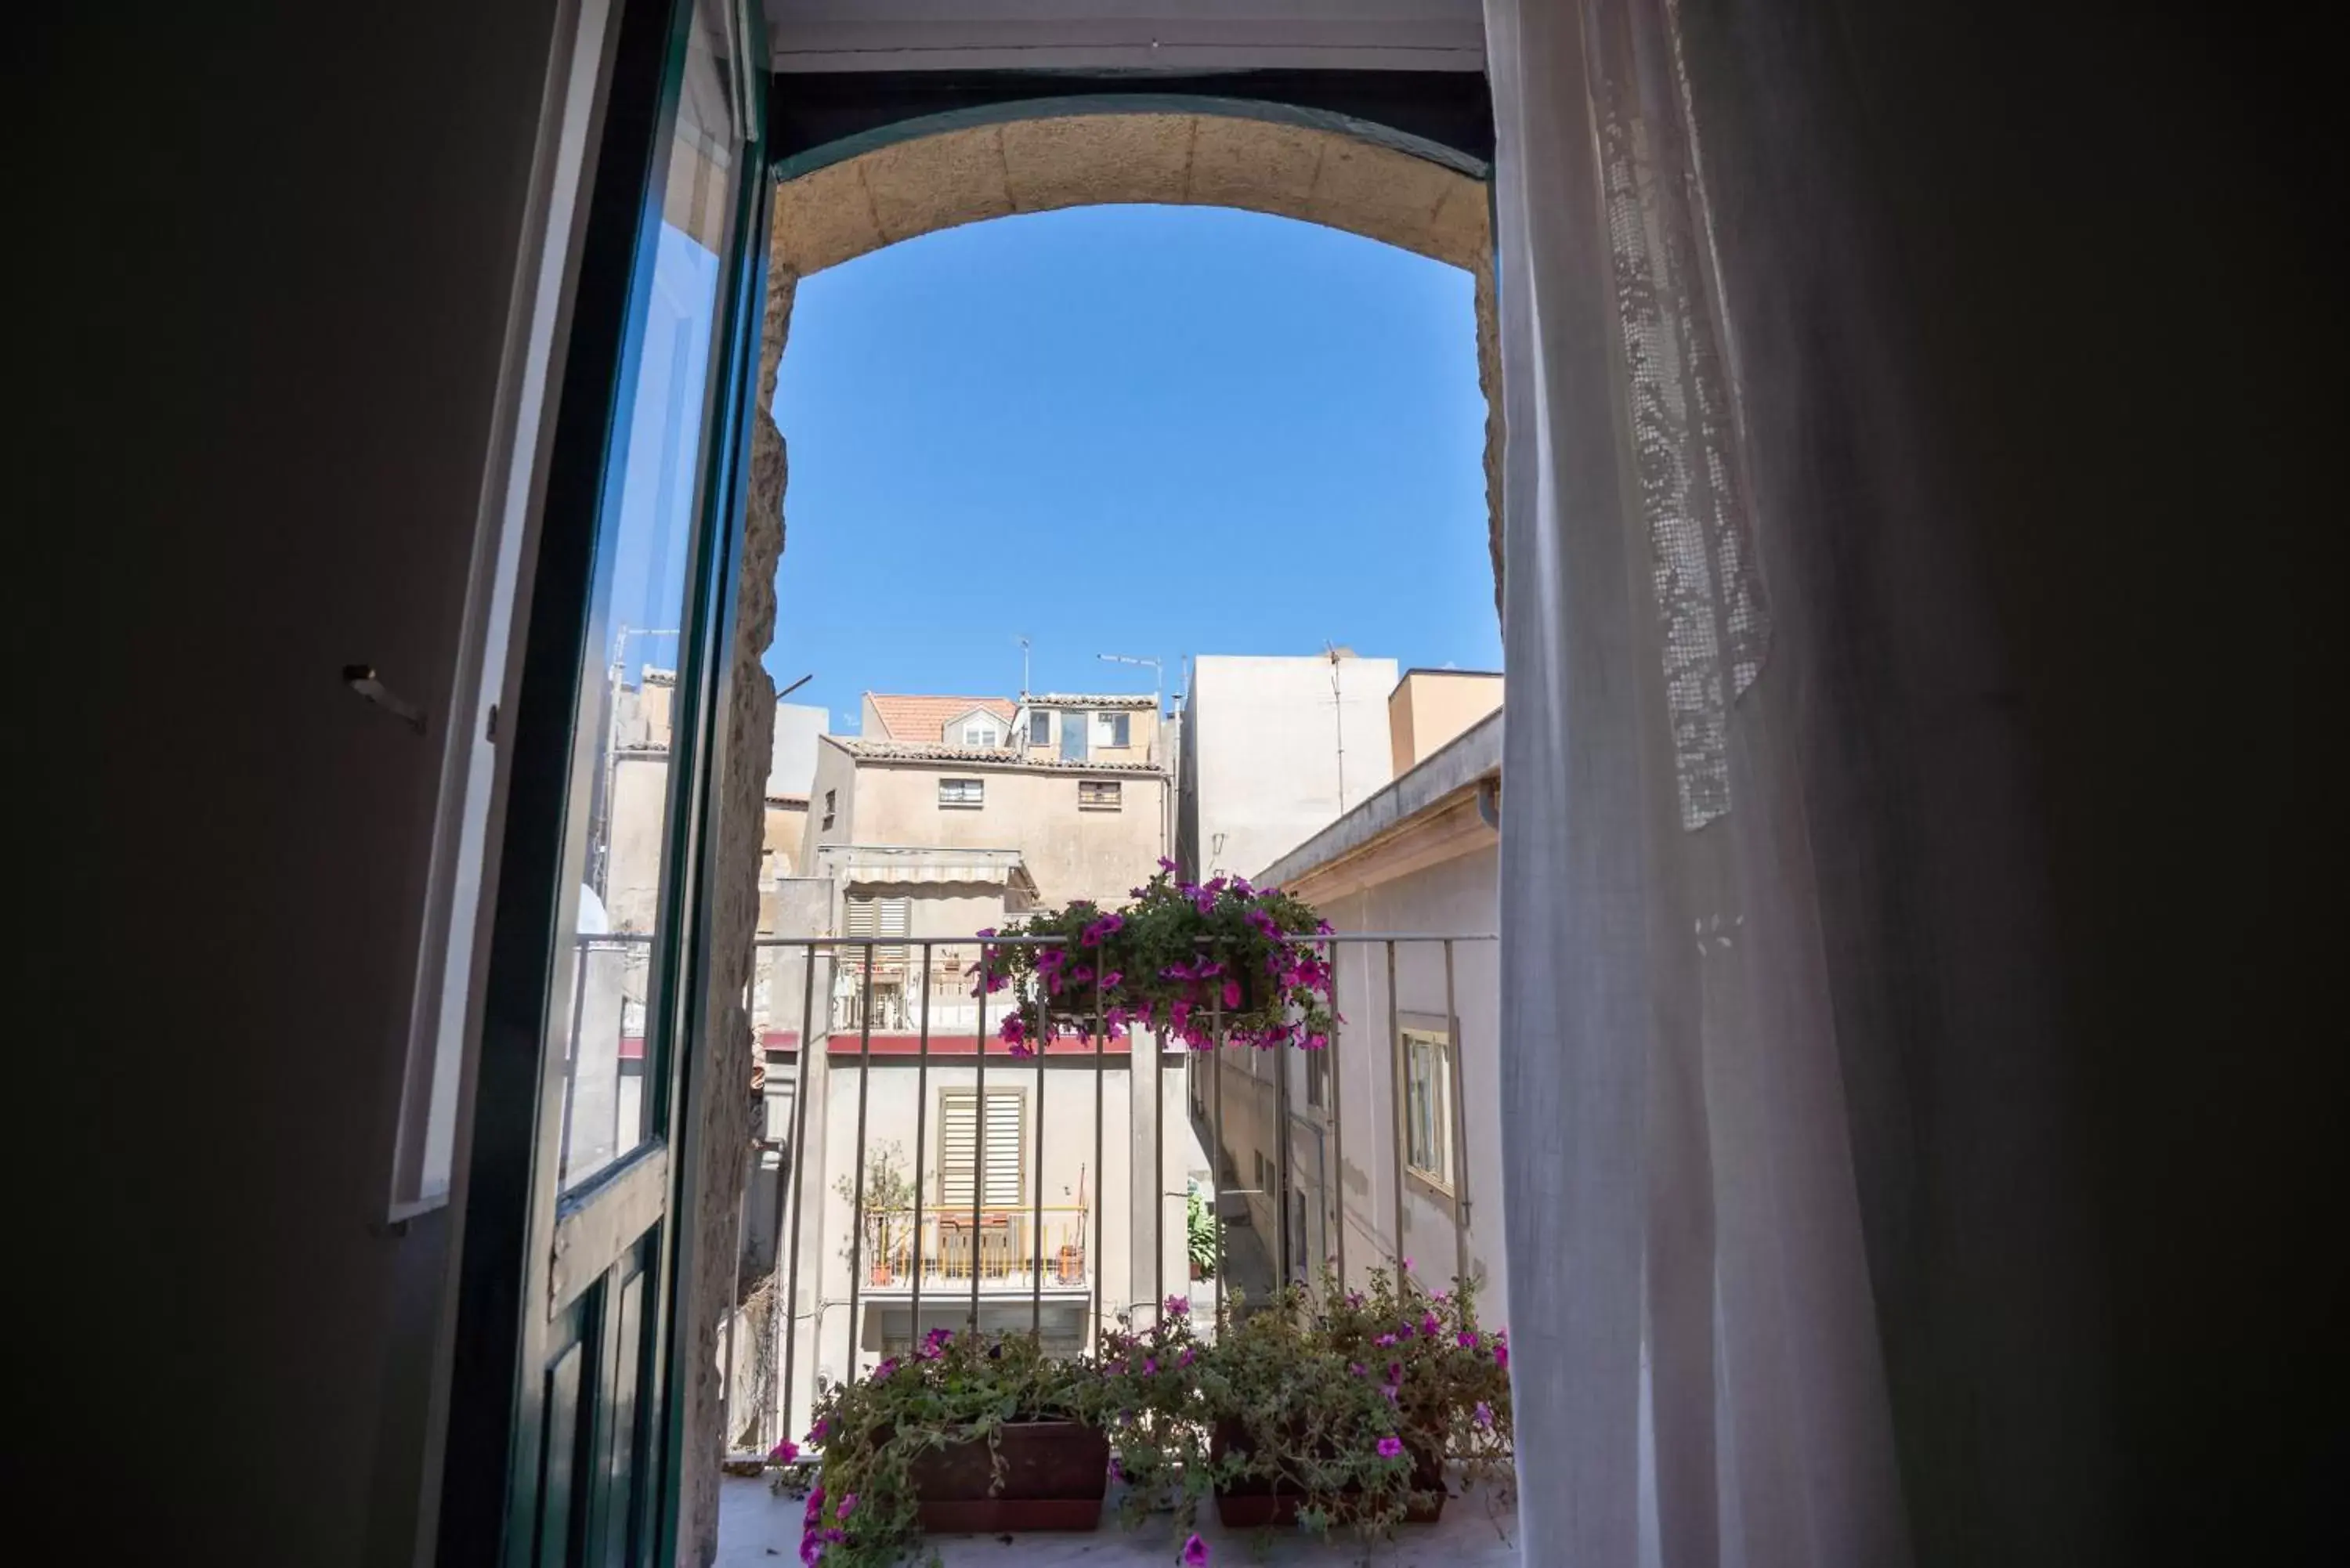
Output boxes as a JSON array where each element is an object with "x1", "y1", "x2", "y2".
[
  {"x1": 1182, "y1": 1534, "x2": 1211, "y2": 1566},
  {"x1": 1376, "y1": 1436, "x2": 1405, "y2": 1459},
  {"x1": 768, "y1": 1438, "x2": 798, "y2": 1465},
  {"x1": 1474, "y1": 1400, "x2": 1495, "y2": 1429},
  {"x1": 1164, "y1": 1294, "x2": 1190, "y2": 1317},
  {"x1": 1458, "y1": 1331, "x2": 1480, "y2": 1349}
]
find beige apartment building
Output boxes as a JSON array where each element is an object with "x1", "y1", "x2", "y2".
[{"x1": 805, "y1": 691, "x2": 1170, "y2": 911}]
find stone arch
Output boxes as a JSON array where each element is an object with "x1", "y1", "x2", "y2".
[{"x1": 687, "y1": 112, "x2": 1501, "y2": 1562}]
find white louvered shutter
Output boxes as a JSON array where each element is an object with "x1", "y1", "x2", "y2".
[{"x1": 938, "y1": 1089, "x2": 1023, "y2": 1209}]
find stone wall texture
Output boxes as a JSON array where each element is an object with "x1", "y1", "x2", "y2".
[{"x1": 683, "y1": 114, "x2": 1495, "y2": 1563}]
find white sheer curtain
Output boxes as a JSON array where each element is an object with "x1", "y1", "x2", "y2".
[{"x1": 1488, "y1": 2, "x2": 1912, "y2": 1563}]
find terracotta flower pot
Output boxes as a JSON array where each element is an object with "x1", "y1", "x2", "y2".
[
  {"x1": 1208, "y1": 1419, "x2": 1445, "y2": 1527},
  {"x1": 905, "y1": 1419, "x2": 1109, "y2": 1534}
]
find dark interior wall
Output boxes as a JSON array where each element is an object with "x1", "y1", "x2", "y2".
[
  {"x1": 21, "y1": 2, "x2": 571, "y2": 1561},
  {"x1": 1679, "y1": 2, "x2": 2342, "y2": 1563}
]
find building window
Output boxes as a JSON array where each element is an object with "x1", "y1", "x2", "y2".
[
  {"x1": 1403, "y1": 1029, "x2": 1454, "y2": 1190},
  {"x1": 1059, "y1": 713, "x2": 1087, "y2": 762},
  {"x1": 960, "y1": 718, "x2": 1000, "y2": 747},
  {"x1": 938, "y1": 1088, "x2": 1025, "y2": 1209},
  {"x1": 1092, "y1": 710, "x2": 1132, "y2": 747},
  {"x1": 1077, "y1": 779, "x2": 1122, "y2": 811},
  {"x1": 821, "y1": 788, "x2": 836, "y2": 831},
  {"x1": 938, "y1": 777, "x2": 984, "y2": 808},
  {"x1": 844, "y1": 894, "x2": 909, "y2": 970},
  {"x1": 1306, "y1": 1046, "x2": 1329, "y2": 1111},
  {"x1": 1029, "y1": 710, "x2": 1050, "y2": 746}
]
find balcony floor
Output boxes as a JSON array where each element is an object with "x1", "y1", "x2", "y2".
[{"x1": 718, "y1": 1472, "x2": 1520, "y2": 1566}]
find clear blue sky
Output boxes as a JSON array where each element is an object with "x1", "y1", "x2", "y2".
[{"x1": 765, "y1": 203, "x2": 1498, "y2": 734}]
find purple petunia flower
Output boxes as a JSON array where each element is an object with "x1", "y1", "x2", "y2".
[
  {"x1": 768, "y1": 1438, "x2": 798, "y2": 1465},
  {"x1": 1474, "y1": 1400, "x2": 1495, "y2": 1429},
  {"x1": 1458, "y1": 1331, "x2": 1480, "y2": 1349},
  {"x1": 871, "y1": 1357, "x2": 898, "y2": 1381},
  {"x1": 799, "y1": 1530, "x2": 822, "y2": 1566},
  {"x1": 1495, "y1": 1342, "x2": 1509, "y2": 1370},
  {"x1": 1182, "y1": 1534, "x2": 1211, "y2": 1566},
  {"x1": 1422, "y1": 1313, "x2": 1442, "y2": 1337},
  {"x1": 1376, "y1": 1436, "x2": 1405, "y2": 1459},
  {"x1": 803, "y1": 1486, "x2": 826, "y2": 1527},
  {"x1": 1164, "y1": 1294, "x2": 1190, "y2": 1317},
  {"x1": 836, "y1": 1493, "x2": 857, "y2": 1521},
  {"x1": 1375, "y1": 1333, "x2": 1397, "y2": 1347}
]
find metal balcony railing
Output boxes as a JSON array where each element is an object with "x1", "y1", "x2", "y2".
[
  {"x1": 851, "y1": 1205, "x2": 1093, "y2": 1290},
  {"x1": 715, "y1": 929, "x2": 1498, "y2": 1458}
]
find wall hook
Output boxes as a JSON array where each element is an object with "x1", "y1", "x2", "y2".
[{"x1": 344, "y1": 664, "x2": 426, "y2": 734}]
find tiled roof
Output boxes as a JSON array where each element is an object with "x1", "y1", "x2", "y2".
[
  {"x1": 832, "y1": 738, "x2": 1163, "y2": 774},
  {"x1": 865, "y1": 693, "x2": 1017, "y2": 742}
]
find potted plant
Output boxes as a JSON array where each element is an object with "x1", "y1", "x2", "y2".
[
  {"x1": 979, "y1": 862, "x2": 1337, "y2": 1056},
  {"x1": 1083, "y1": 1295, "x2": 1237, "y2": 1552},
  {"x1": 1307, "y1": 1262, "x2": 1513, "y2": 1520},
  {"x1": 1186, "y1": 1185, "x2": 1217, "y2": 1281},
  {"x1": 834, "y1": 1142, "x2": 914, "y2": 1288},
  {"x1": 1195, "y1": 1287, "x2": 1423, "y2": 1533},
  {"x1": 787, "y1": 1329, "x2": 1109, "y2": 1566}
]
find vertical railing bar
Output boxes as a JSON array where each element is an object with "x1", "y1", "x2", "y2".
[
  {"x1": 1031, "y1": 969, "x2": 1047, "y2": 1341},
  {"x1": 1386, "y1": 938, "x2": 1408, "y2": 1276},
  {"x1": 911, "y1": 939, "x2": 931, "y2": 1346},
  {"x1": 1152, "y1": 996, "x2": 1165, "y2": 1329},
  {"x1": 1443, "y1": 938, "x2": 1473, "y2": 1291},
  {"x1": 555, "y1": 945, "x2": 589, "y2": 1183},
  {"x1": 971, "y1": 938, "x2": 989, "y2": 1328},
  {"x1": 779, "y1": 941, "x2": 818, "y2": 1446},
  {"x1": 1273, "y1": 959, "x2": 1292, "y2": 1294},
  {"x1": 847, "y1": 939, "x2": 876, "y2": 1378},
  {"x1": 1211, "y1": 962, "x2": 1227, "y2": 1326},
  {"x1": 1091, "y1": 969, "x2": 1105, "y2": 1349},
  {"x1": 1328, "y1": 938, "x2": 1347, "y2": 1288}
]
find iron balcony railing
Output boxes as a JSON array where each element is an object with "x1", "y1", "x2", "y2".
[{"x1": 716, "y1": 930, "x2": 1498, "y2": 1458}]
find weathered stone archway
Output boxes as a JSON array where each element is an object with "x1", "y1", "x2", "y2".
[{"x1": 685, "y1": 109, "x2": 1499, "y2": 1565}]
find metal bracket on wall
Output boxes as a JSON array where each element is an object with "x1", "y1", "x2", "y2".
[{"x1": 343, "y1": 663, "x2": 427, "y2": 734}]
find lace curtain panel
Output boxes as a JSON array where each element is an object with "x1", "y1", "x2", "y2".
[{"x1": 1488, "y1": 2, "x2": 1911, "y2": 1563}]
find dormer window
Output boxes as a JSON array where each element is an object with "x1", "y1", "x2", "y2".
[{"x1": 942, "y1": 707, "x2": 1003, "y2": 748}]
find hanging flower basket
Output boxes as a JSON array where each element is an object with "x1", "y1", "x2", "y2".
[{"x1": 980, "y1": 862, "x2": 1337, "y2": 1056}]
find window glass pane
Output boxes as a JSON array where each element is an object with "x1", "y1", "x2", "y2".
[
  {"x1": 1060, "y1": 714, "x2": 1088, "y2": 761},
  {"x1": 555, "y1": 5, "x2": 740, "y2": 1191}
]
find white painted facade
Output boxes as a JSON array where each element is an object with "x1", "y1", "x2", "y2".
[{"x1": 1177, "y1": 652, "x2": 1400, "y2": 884}]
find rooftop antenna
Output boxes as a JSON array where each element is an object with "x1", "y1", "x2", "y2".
[
  {"x1": 1325, "y1": 641, "x2": 1350, "y2": 815},
  {"x1": 1018, "y1": 635, "x2": 1031, "y2": 699}
]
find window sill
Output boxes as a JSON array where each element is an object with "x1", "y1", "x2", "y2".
[{"x1": 1406, "y1": 1167, "x2": 1456, "y2": 1201}]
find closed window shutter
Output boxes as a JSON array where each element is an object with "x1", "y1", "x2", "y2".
[
  {"x1": 846, "y1": 895, "x2": 909, "y2": 967},
  {"x1": 939, "y1": 1089, "x2": 1023, "y2": 1209}
]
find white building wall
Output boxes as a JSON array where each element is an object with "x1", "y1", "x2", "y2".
[
  {"x1": 1198, "y1": 847, "x2": 1504, "y2": 1314},
  {"x1": 1185, "y1": 654, "x2": 1399, "y2": 882},
  {"x1": 768, "y1": 700, "x2": 830, "y2": 798}
]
